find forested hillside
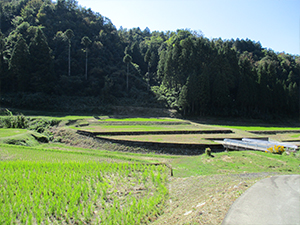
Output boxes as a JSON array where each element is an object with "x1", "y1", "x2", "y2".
[{"x1": 0, "y1": 0, "x2": 299, "y2": 118}]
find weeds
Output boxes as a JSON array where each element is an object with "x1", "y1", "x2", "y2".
[
  {"x1": 0, "y1": 109, "x2": 60, "y2": 141},
  {"x1": 205, "y1": 148, "x2": 212, "y2": 157},
  {"x1": 0, "y1": 109, "x2": 28, "y2": 129}
]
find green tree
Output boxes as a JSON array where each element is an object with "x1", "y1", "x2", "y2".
[
  {"x1": 9, "y1": 37, "x2": 30, "y2": 92},
  {"x1": 288, "y1": 82, "x2": 299, "y2": 115},
  {"x1": 144, "y1": 48, "x2": 151, "y2": 74},
  {"x1": 237, "y1": 57, "x2": 257, "y2": 114},
  {"x1": 21, "y1": 0, "x2": 43, "y2": 25},
  {"x1": 0, "y1": 32, "x2": 4, "y2": 74},
  {"x1": 144, "y1": 47, "x2": 157, "y2": 89},
  {"x1": 37, "y1": 1, "x2": 54, "y2": 25},
  {"x1": 81, "y1": 36, "x2": 92, "y2": 80},
  {"x1": 186, "y1": 73, "x2": 197, "y2": 115},
  {"x1": 29, "y1": 28, "x2": 53, "y2": 93},
  {"x1": 123, "y1": 54, "x2": 132, "y2": 91},
  {"x1": 0, "y1": 32, "x2": 5, "y2": 92},
  {"x1": 64, "y1": 29, "x2": 74, "y2": 76},
  {"x1": 257, "y1": 61, "x2": 272, "y2": 114},
  {"x1": 198, "y1": 69, "x2": 210, "y2": 115},
  {"x1": 211, "y1": 71, "x2": 230, "y2": 113},
  {"x1": 178, "y1": 84, "x2": 188, "y2": 115}
]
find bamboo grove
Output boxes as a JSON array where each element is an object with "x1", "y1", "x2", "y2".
[{"x1": 0, "y1": 0, "x2": 299, "y2": 118}]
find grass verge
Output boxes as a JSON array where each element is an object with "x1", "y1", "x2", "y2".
[
  {"x1": 171, "y1": 150, "x2": 300, "y2": 177},
  {"x1": 215, "y1": 125, "x2": 300, "y2": 131},
  {"x1": 0, "y1": 128, "x2": 28, "y2": 137}
]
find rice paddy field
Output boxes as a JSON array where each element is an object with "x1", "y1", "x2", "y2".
[
  {"x1": 0, "y1": 113, "x2": 300, "y2": 224},
  {"x1": 0, "y1": 145, "x2": 170, "y2": 224},
  {"x1": 70, "y1": 117, "x2": 300, "y2": 148}
]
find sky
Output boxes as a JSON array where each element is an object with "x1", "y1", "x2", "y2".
[{"x1": 76, "y1": 0, "x2": 300, "y2": 55}]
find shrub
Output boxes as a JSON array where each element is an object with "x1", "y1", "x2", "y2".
[
  {"x1": 0, "y1": 109, "x2": 28, "y2": 129},
  {"x1": 28, "y1": 118, "x2": 60, "y2": 133},
  {"x1": 205, "y1": 147, "x2": 212, "y2": 157}
]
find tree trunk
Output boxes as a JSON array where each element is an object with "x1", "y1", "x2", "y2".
[
  {"x1": 147, "y1": 62, "x2": 150, "y2": 91},
  {"x1": 68, "y1": 41, "x2": 71, "y2": 76},
  {"x1": 85, "y1": 49, "x2": 88, "y2": 80},
  {"x1": 127, "y1": 63, "x2": 129, "y2": 91}
]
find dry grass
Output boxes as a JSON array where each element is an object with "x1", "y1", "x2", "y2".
[
  {"x1": 96, "y1": 130, "x2": 259, "y2": 145},
  {"x1": 152, "y1": 173, "x2": 275, "y2": 225},
  {"x1": 99, "y1": 134, "x2": 215, "y2": 144},
  {"x1": 78, "y1": 124, "x2": 209, "y2": 133},
  {"x1": 268, "y1": 132, "x2": 300, "y2": 142}
]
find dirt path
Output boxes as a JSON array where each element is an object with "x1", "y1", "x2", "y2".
[{"x1": 152, "y1": 173, "x2": 275, "y2": 225}]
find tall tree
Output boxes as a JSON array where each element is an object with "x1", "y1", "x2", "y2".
[
  {"x1": 64, "y1": 29, "x2": 74, "y2": 76},
  {"x1": 0, "y1": 31, "x2": 5, "y2": 93},
  {"x1": 9, "y1": 37, "x2": 30, "y2": 92},
  {"x1": 288, "y1": 82, "x2": 299, "y2": 115},
  {"x1": 178, "y1": 84, "x2": 188, "y2": 115},
  {"x1": 198, "y1": 69, "x2": 210, "y2": 115},
  {"x1": 0, "y1": 32, "x2": 4, "y2": 75},
  {"x1": 144, "y1": 47, "x2": 153, "y2": 89},
  {"x1": 257, "y1": 61, "x2": 272, "y2": 114},
  {"x1": 236, "y1": 57, "x2": 257, "y2": 114},
  {"x1": 144, "y1": 48, "x2": 151, "y2": 74},
  {"x1": 20, "y1": 0, "x2": 43, "y2": 25},
  {"x1": 211, "y1": 71, "x2": 230, "y2": 113},
  {"x1": 123, "y1": 54, "x2": 132, "y2": 91},
  {"x1": 29, "y1": 28, "x2": 53, "y2": 93},
  {"x1": 81, "y1": 36, "x2": 92, "y2": 80}
]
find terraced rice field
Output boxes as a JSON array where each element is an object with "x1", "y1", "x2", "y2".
[
  {"x1": 73, "y1": 117, "x2": 300, "y2": 150},
  {"x1": 79, "y1": 124, "x2": 203, "y2": 132}
]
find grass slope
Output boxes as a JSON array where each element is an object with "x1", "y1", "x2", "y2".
[
  {"x1": 0, "y1": 129, "x2": 28, "y2": 138},
  {"x1": 172, "y1": 151, "x2": 300, "y2": 177},
  {"x1": 0, "y1": 129, "x2": 40, "y2": 146},
  {"x1": 0, "y1": 143, "x2": 176, "y2": 164}
]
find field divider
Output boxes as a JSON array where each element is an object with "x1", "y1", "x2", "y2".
[
  {"x1": 93, "y1": 121, "x2": 191, "y2": 125},
  {"x1": 76, "y1": 129, "x2": 233, "y2": 136},
  {"x1": 249, "y1": 130, "x2": 300, "y2": 135},
  {"x1": 94, "y1": 136, "x2": 224, "y2": 155}
]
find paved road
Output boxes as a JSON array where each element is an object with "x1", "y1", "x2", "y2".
[{"x1": 222, "y1": 175, "x2": 300, "y2": 225}]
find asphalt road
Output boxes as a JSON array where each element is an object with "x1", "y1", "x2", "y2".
[{"x1": 222, "y1": 175, "x2": 300, "y2": 225}]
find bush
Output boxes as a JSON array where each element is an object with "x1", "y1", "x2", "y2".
[
  {"x1": 205, "y1": 147, "x2": 212, "y2": 157},
  {"x1": 28, "y1": 118, "x2": 60, "y2": 133},
  {"x1": 0, "y1": 109, "x2": 28, "y2": 129}
]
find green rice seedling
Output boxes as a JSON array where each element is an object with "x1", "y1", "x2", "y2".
[{"x1": 0, "y1": 160, "x2": 169, "y2": 224}]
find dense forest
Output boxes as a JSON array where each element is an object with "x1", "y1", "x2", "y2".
[{"x1": 0, "y1": 0, "x2": 299, "y2": 118}]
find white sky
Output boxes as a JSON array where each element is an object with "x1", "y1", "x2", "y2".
[{"x1": 77, "y1": 0, "x2": 300, "y2": 55}]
